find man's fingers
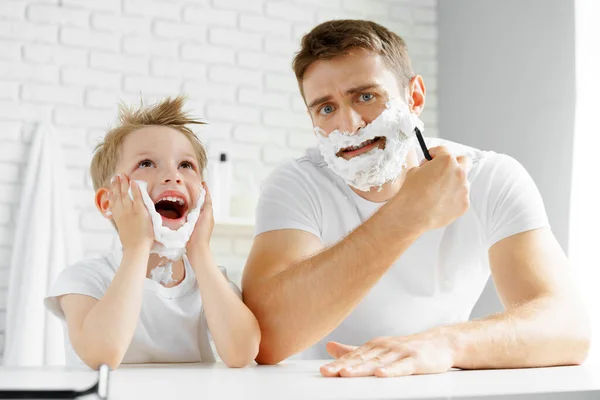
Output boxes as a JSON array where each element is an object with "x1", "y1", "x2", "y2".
[
  {"x1": 374, "y1": 356, "x2": 417, "y2": 378},
  {"x1": 338, "y1": 350, "x2": 400, "y2": 378},
  {"x1": 324, "y1": 341, "x2": 358, "y2": 359},
  {"x1": 426, "y1": 146, "x2": 451, "y2": 159},
  {"x1": 456, "y1": 155, "x2": 473, "y2": 174}
]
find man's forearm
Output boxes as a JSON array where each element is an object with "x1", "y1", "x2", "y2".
[
  {"x1": 247, "y1": 201, "x2": 423, "y2": 364},
  {"x1": 445, "y1": 295, "x2": 590, "y2": 369}
]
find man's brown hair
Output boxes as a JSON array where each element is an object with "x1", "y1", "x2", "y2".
[
  {"x1": 292, "y1": 19, "x2": 414, "y2": 96},
  {"x1": 90, "y1": 96, "x2": 207, "y2": 191}
]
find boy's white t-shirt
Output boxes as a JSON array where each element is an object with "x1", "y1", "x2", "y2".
[
  {"x1": 44, "y1": 249, "x2": 241, "y2": 366},
  {"x1": 255, "y1": 138, "x2": 550, "y2": 360}
]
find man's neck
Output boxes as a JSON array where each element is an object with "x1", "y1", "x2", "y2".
[{"x1": 350, "y1": 148, "x2": 419, "y2": 203}]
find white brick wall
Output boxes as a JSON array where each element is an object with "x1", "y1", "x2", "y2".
[{"x1": 0, "y1": 0, "x2": 438, "y2": 359}]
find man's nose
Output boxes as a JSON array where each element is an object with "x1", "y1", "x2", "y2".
[{"x1": 338, "y1": 106, "x2": 366, "y2": 135}]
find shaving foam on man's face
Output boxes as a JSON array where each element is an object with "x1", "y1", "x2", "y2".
[{"x1": 315, "y1": 99, "x2": 425, "y2": 192}]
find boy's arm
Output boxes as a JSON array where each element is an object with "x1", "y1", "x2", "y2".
[
  {"x1": 186, "y1": 183, "x2": 260, "y2": 367},
  {"x1": 60, "y1": 174, "x2": 154, "y2": 370},
  {"x1": 188, "y1": 249, "x2": 260, "y2": 367},
  {"x1": 60, "y1": 248, "x2": 149, "y2": 370}
]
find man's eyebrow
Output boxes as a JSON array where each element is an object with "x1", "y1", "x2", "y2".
[
  {"x1": 307, "y1": 95, "x2": 332, "y2": 110},
  {"x1": 345, "y1": 83, "x2": 381, "y2": 95},
  {"x1": 306, "y1": 84, "x2": 383, "y2": 109}
]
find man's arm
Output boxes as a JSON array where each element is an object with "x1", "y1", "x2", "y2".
[
  {"x1": 320, "y1": 228, "x2": 590, "y2": 377},
  {"x1": 242, "y1": 217, "x2": 422, "y2": 365},
  {"x1": 243, "y1": 148, "x2": 471, "y2": 364},
  {"x1": 450, "y1": 227, "x2": 589, "y2": 369}
]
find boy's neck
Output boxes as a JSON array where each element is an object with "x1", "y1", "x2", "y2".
[{"x1": 146, "y1": 253, "x2": 186, "y2": 288}]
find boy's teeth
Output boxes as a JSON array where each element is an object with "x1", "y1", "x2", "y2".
[{"x1": 161, "y1": 196, "x2": 185, "y2": 205}]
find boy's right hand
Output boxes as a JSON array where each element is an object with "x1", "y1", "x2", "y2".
[{"x1": 108, "y1": 173, "x2": 154, "y2": 253}]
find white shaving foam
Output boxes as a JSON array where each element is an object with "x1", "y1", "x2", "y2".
[
  {"x1": 315, "y1": 100, "x2": 424, "y2": 192},
  {"x1": 128, "y1": 180, "x2": 205, "y2": 261},
  {"x1": 149, "y1": 261, "x2": 176, "y2": 285}
]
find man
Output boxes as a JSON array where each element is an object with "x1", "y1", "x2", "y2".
[{"x1": 242, "y1": 20, "x2": 589, "y2": 378}]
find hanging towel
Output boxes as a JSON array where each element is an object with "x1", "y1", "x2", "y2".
[{"x1": 4, "y1": 123, "x2": 82, "y2": 366}]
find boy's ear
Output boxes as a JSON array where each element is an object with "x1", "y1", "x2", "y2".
[
  {"x1": 408, "y1": 75, "x2": 426, "y2": 116},
  {"x1": 95, "y1": 188, "x2": 111, "y2": 218}
]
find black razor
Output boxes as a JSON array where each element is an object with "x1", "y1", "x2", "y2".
[{"x1": 414, "y1": 127, "x2": 432, "y2": 161}]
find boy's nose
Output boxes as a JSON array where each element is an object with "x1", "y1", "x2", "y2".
[{"x1": 164, "y1": 178, "x2": 182, "y2": 184}]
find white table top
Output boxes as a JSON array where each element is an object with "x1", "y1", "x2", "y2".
[{"x1": 1, "y1": 360, "x2": 600, "y2": 399}]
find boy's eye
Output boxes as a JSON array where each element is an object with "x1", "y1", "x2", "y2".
[
  {"x1": 179, "y1": 161, "x2": 194, "y2": 170},
  {"x1": 319, "y1": 104, "x2": 335, "y2": 116},
  {"x1": 358, "y1": 93, "x2": 375, "y2": 102},
  {"x1": 138, "y1": 160, "x2": 154, "y2": 168}
]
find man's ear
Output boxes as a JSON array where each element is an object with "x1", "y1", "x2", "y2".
[
  {"x1": 95, "y1": 187, "x2": 111, "y2": 218},
  {"x1": 407, "y1": 75, "x2": 426, "y2": 116}
]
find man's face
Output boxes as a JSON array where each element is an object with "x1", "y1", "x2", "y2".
[
  {"x1": 115, "y1": 126, "x2": 203, "y2": 231},
  {"x1": 302, "y1": 48, "x2": 408, "y2": 160}
]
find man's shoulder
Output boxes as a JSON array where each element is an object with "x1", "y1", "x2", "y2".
[
  {"x1": 426, "y1": 137, "x2": 516, "y2": 182},
  {"x1": 266, "y1": 147, "x2": 332, "y2": 184}
]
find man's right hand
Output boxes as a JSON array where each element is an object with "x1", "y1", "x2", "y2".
[
  {"x1": 394, "y1": 146, "x2": 472, "y2": 233},
  {"x1": 108, "y1": 173, "x2": 154, "y2": 253}
]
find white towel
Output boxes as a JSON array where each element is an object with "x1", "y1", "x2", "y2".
[{"x1": 4, "y1": 123, "x2": 82, "y2": 366}]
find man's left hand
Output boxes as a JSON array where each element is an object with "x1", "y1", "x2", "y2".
[{"x1": 320, "y1": 331, "x2": 455, "y2": 378}]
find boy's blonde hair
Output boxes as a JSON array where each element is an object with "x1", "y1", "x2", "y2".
[
  {"x1": 90, "y1": 96, "x2": 207, "y2": 191},
  {"x1": 293, "y1": 20, "x2": 414, "y2": 97}
]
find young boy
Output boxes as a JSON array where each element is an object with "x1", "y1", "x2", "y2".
[{"x1": 44, "y1": 96, "x2": 260, "y2": 370}]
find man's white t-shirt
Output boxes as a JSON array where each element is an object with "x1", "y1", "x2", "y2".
[
  {"x1": 44, "y1": 249, "x2": 240, "y2": 366},
  {"x1": 255, "y1": 138, "x2": 550, "y2": 360}
]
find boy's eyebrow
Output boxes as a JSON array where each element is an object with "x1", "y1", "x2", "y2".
[
  {"x1": 307, "y1": 83, "x2": 382, "y2": 109},
  {"x1": 133, "y1": 151, "x2": 154, "y2": 159},
  {"x1": 133, "y1": 151, "x2": 197, "y2": 160}
]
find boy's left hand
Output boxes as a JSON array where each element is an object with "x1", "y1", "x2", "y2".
[{"x1": 186, "y1": 182, "x2": 214, "y2": 258}]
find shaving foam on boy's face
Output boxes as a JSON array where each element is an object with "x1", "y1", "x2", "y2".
[
  {"x1": 128, "y1": 181, "x2": 205, "y2": 261},
  {"x1": 315, "y1": 99, "x2": 425, "y2": 192}
]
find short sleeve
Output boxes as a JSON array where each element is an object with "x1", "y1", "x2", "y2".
[
  {"x1": 44, "y1": 257, "x2": 112, "y2": 321},
  {"x1": 470, "y1": 153, "x2": 550, "y2": 248},
  {"x1": 254, "y1": 160, "x2": 322, "y2": 239}
]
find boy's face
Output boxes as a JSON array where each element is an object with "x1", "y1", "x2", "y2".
[
  {"x1": 302, "y1": 48, "x2": 425, "y2": 160},
  {"x1": 114, "y1": 126, "x2": 203, "y2": 231}
]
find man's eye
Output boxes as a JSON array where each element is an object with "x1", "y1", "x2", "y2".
[
  {"x1": 138, "y1": 160, "x2": 154, "y2": 168},
  {"x1": 359, "y1": 93, "x2": 375, "y2": 102},
  {"x1": 319, "y1": 105, "x2": 335, "y2": 115}
]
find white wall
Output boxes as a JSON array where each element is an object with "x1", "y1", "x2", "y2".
[
  {"x1": 0, "y1": 0, "x2": 438, "y2": 360},
  {"x1": 437, "y1": 0, "x2": 576, "y2": 318}
]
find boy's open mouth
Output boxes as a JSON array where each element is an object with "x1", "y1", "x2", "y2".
[
  {"x1": 154, "y1": 193, "x2": 189, "y2": 222},
  {"x1": 336, "y1": 136, "x2": 386, "y2": 158}
]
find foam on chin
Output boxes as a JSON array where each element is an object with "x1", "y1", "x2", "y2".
[
  {"x1": 315, "y1": 100, "x2": 425, "y2": 192},
  {"x1": 128, "y1": 180, "x2": 205, "y2": 261}
]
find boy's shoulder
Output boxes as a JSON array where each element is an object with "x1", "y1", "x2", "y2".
[
  {"x1": 44, "y1": 249, "x2": 121, "y2": 320},
  {"x1": 65, "y1": 249, "x2": 121, "y2": 278}
]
